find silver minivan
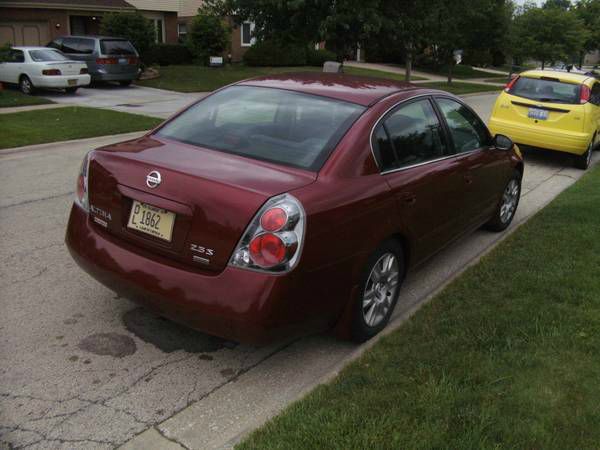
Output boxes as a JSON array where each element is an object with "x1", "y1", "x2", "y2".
[{"x1": 47, "y1": 36, "x2": 139, "y2": 85}]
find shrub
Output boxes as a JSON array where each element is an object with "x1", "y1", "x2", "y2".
[
  {"x1": 243, "y1": 41, "x2": 307, "y2": 66},
  {"x1": 141, "y1": 44, "x2": 193, "y2": 66},
  {"x1": 0, "y1": 43, "x2": 11, "y2": 62},
  {"x1": 100, "y1": 11, "x2": 155, "y2": 55},
  {"x1": 306, "y1": 48, "x2": 338, "y2": 66},
  {"x1": 187, "y1": 14, "x2": 230, "y2": 65}
]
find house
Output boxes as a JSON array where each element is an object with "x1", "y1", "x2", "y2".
[
  {"x1": 177, "y1": 0, "x2": 255, "y2": 62},
  {"x1": 0, "y1": 0, "x2": 179, "y2": 46}
]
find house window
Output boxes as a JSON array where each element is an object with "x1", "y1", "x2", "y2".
[
  {"x1": 150, "y1": 18, "x2": 164, "y2": 43},
  {"x1": 178, "y1": 23, "x2": 187, "y2": 39},
  {"x1": 241, "y1": 22, "x2": 255, "y2": 47}
]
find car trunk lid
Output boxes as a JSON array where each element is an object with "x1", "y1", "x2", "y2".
[
  {"x1": 87, "y1": 135, "x2": 316, "y2": 272},
  {"x1": 45, "y1": 61, "x2": 83, "y2": 76}
]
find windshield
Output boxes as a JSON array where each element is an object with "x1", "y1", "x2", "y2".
[
  {"x1": 509, "y1": 76, "x2": 581, "y2": 104},
  {"x1": 100, "y1": 39, "x2": 136, "y2": 55},
  {"x1": 29, "y1": 49, "x2": 69, "y2": 62},
  {"x1": 155, "y1": 86, "x2": 366, "y2": 171}
]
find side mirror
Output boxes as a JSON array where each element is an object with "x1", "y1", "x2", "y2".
[{"x1": 493, "y1": 134, "x2": 513, "y2": 151}]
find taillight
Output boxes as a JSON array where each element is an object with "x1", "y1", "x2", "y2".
[
  {"x1": 80, "y1": 68, "x2": 89, "y2": 74},
  {"x1": 75, "y1": 152, "x2": 91, "y2": 212},
  {"x1": 96, "y1": 58, "x2": 117, "y2": 65},
  {"x1": 580, "y1": 84, "x2": 591, "y2": 104},
  {"x1": 230, "y1": 194, "x2": 305, "y2": 273},
  {"x1": 42, "y1": 69, "x2": 61, "y2": 76},
  {"x1": 505, "y1": 75, "x2": 519, "y2": 92},
  {"x1": 128, "y1": 57, "x2": 139, "y2": 65}
]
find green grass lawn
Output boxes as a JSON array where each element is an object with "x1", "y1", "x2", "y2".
[
  {"x1": 0, "y1": 88, "x2": 54, "y2": 108},
  {"x1": 0, "y1": 106, "x2": 161, "y2": 149},
  {"x1": 484, "y1": 78, "x2": 509, "y2": 84},
  {"x1": 238, "y1": 166, "x2": 600, "y2": 450},
  {"x1": 136, "y1": 64, "x2": 424, "y2": 93},
  {"x1": 418, "y1": 81, "x2": 502, "y2": 95},
  {"x1": 418, "y1": 64, "x2": 507, "y2": 79}
]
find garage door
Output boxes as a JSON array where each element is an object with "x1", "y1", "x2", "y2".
[{"x1": 0, "y1": 22, "x2": 50, "y2": 46}]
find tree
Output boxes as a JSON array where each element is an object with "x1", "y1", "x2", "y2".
[
  {"x1": 511, "y1": 6, "x2": 589, "y2": 69},
  {"x1": 574, "y1": 0, "x2": 600, "y2": 66},
  {"x1": 186, "y1": 10, "x2": 230, "y2": 65},
  {"x1": 543, "y1": 0, "x2": 571, "y2": 10},
  {"x1": 100, "y1": 12, "x2": 155, "y2": 56}
]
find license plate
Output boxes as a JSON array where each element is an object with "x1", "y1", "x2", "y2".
[
  {"x1": 68, "y1": 79, "x2": 77, "y2": 86},
  {"x1": 127, "y1": 201, "x2": 175, "y2": 242},
  {"x1": 528, "y1": 108, "x2": 548, "y2": 120},
  {"x1": 119, "y1": 58, "x2": 128, "y2": 64}
]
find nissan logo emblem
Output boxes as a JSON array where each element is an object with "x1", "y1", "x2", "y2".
[{"x1": 146, "y1": 170, "x2": 161, "y2": 188}]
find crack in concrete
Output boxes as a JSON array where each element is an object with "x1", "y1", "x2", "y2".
[
  {"x1": 155, "y1": 425, "x2": 189, "y2": 450},
  {"x1": 0, "y1": 191, "x2": 74, "y2": 210}
]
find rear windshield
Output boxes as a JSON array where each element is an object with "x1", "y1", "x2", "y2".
[
  {"x1": 29, "y1": 49, "x2": 69, "y2": 62},
  {"x1": 155, "y1": 86, "x2": 366, "y2": 171},
  {"x1": 509, "y1": 76, "x2": 581, "y2": 104},
  {"x1": 100, "y1": 39, "x2": 136, "y2": 55}
]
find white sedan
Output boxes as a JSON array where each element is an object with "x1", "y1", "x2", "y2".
[{"x1": 0, "y1": 46, "x2": 91, "y2": 95}]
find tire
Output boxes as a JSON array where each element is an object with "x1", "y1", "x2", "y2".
[
  {"x1": 485, "y1": 171, "x2": 521, "y2": 232},
  {"x1": 19, "y1": 75, "x2": 35, "y2": 95},
  {"x1": 574, "y1": 142, "x2": 593, "y2": 170},
  {"x1": 119, "y1": 80, "x2": 132, "y2": 87},
  {"x1": 65, "y1": 87, "x2": 79, "y2": 94},
  {"x1": 351, "y1": 240, "x2": 405, "y2": 343}
]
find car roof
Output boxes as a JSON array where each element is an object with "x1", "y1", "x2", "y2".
[
  {"x1": 520, "y1": 69, "x2": 594, "y2": 85},
  {"x1": 12, "y1": 46, "x2": 57, "y2": 51},
  {"x1": 236, "y1": 72, "x2": 420, "y2": 107},
  {"x1": 56, "y1": 35, "x2": 128, "y2": 40}
]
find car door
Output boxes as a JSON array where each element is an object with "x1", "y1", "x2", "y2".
[
  {"x1": 1, "y1": 50, "x2": 25, "y2": 84},
  {"x1": 434, "y1": 96, "x2": 506, "y2": 228},
  {"x1": 373, "y1": 97, "x2": 469, "y2": 263},
  {"x1": 590, "y1": 82, "x2": 600, "y2": 146}
]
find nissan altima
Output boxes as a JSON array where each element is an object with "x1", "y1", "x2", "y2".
[{"x1": 66, "y1": 73, "x2": 523, "y2": 343}]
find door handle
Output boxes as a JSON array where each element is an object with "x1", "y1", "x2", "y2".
[{"x1": 399, "y1": 192, "x2": 417, "y2": 205}]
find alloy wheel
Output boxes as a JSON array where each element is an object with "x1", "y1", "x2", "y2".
[
  {"x1": 20, "y1": 78, "x2": 32, "y2": 94},
  {"x1": 362, "y1": 253, "x2": 400, "y2": 327},
  {"x1": 500, "y1": 179, "x2": 519, "y2": 224}
]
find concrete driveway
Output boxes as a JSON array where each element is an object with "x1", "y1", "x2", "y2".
[
  {"x1": 0, "y1": 93, "x2": 595, "y2": 449},
  {"x1": 40, "y1": 84, "x2": 208, "y2": 119}
]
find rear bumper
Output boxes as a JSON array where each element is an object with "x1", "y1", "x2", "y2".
[
  {"x1": 489, "y1": 118, "x2": 591, "y2": 155},
  {"x1": 91, "y1": 68, "x2": 138, "y2": 82},
  {"x1": 65, "y1": 204, "x2": 333, "y2": 344},
  {"x1": 31, "y1": 74, "x2": 90, "y2": 88}
]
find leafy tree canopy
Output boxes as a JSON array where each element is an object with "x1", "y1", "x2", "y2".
[{"x1": 99, "y1": 12, "x2": 155, "y2": 55}]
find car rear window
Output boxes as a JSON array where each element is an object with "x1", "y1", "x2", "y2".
[
  {"x1": 100, "y1": 39, "x2": 136, "y2": 55},
  {"x1": 29, "y1": 49, "x2": 69, "y2": 62},
  {"x1": 509, "y1": 76, "x2": 581, "y2": 104},
  {"x1": 155, "y1": 86, "x2": 366, "y2": 171}
]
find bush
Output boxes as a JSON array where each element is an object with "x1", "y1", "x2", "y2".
[
  {"x1": 306, "y1": 48, "x2": 338, "y2": 66},
  {"x1": 141, "y1": 44, "x2": 192, "y2": 66},
  {"x1": 187, "y1": 14, "x2": 230, "y2": 65},
  {"x1": 0, "y1": 43, "x2": 10, "y2": 62},
  {"x1": 100, "y1": 12, "x2": 155, "y2": 55},
  {"x1": 243, "y1": 41, "x2": 307, "y2": 66}
]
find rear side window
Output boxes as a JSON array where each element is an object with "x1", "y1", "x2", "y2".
[
  {"x1": 374, "y1": 99, "x2": 448, "y2": 171},
  {"x1": 62, "y1": 38, "x2": 95, "y2": 54},
  {"x1": 509, "y1": 76, "x2": 581, "y2": 104},
  {"x1": 100, "y1": 40, "x2": 136, "y2": 55},
  {"x1": 591, "y1": 82, "x2": 600, "y2": 106},
  {"x1": 155, "y1": 86, "x2": 365, "y2": 171}
]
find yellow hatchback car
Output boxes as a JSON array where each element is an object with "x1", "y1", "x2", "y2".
[{"x1": 489, "y1": 70, "x2": 600, "y2": 169}]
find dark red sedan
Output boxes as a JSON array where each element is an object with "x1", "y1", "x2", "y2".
[{"x1": 66, "y1": 73, "x2": 523, "y2": 344}]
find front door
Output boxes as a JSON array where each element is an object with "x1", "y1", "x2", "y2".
[{"x1": 434, "y1": 96, "x2": 506, "y2": 227}]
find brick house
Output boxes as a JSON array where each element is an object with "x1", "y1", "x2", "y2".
[
  {"x1": 177, "y1": 0, "x2": 255, "y2": 62},
  {"x1": 0, "y1": 0, "x2": 179, "y2": 46}
]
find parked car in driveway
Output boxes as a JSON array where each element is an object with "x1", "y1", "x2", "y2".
[
  {"x1": 65, "y1": 73, "x2": 523, "y2": 344},
  {"x1": 47, "y1": 36, "x2": 139, "y2": 86},
  {"x1": 0, "y1": 47, "x2": 90, "y2": 94},
  {"x1": 489, "y1": 69, "x2": 600, "y2": 169}
]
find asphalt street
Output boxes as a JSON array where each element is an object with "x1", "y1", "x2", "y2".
[{"x1": 0, "y1": 93, "x2": 595, "y2": 449}]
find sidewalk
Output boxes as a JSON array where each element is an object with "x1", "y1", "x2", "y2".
[{"x1": 344, "y1": 61, "x2": 507, "y2": 87}]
